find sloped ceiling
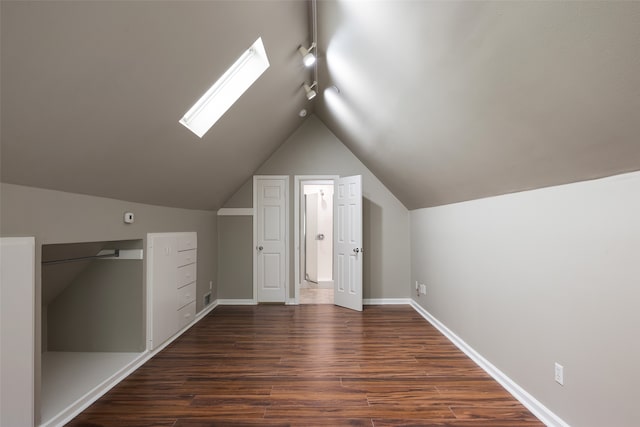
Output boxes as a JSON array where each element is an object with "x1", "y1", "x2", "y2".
[
  {"x1": 315, "y1": 1, "x2": 640, "y2": 209},
  {"x1": 2, "y1": 1, "x2": 640, "y2": 212},
  {"x1": 1, "y1": 0, "x2": 314, "y2": 210}
]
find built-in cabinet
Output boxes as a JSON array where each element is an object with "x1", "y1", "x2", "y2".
[{"x1": 147, "y1": 232, "x2": 197, "y2": 350}]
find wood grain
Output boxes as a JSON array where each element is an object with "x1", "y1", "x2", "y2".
[{"x1": 67, "y1": 305, "x2": 543, "y2": 427}]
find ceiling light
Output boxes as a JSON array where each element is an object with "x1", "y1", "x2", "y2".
[
  {"x1": 298, "y1": 43, "x2": 316, "y2": 67},
  {"x1": 303, "y1": 82, "x2": 317, "y2": 100},
  {"x1": 180, "y1": 37, "x2": 270, "y2": 138}
]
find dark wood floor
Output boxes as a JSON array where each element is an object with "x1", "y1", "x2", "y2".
[{"x1": 68, "y1": 304, "x2": 543, "y2": 427}]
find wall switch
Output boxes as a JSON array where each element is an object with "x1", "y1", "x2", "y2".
[
  {"x1": 419, "y1": 284, "x2": 427, "y2": 295},
  {"x1": 554, "y1": 362, "x2": 564, "y2": 385},
  {"x1": 209, "y1": 280, "x2": 213, "y2": 290}
]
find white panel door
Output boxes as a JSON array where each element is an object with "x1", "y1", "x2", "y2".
[
  {"x1": 256, "y1": 178, "x2": 287, "y2": 302},
  {"x1": 1, "y1": 237, "x2": 35, "y2": 427},
  {"x1": 333, "y1": 175, "x2": 363, "y2": 311}
]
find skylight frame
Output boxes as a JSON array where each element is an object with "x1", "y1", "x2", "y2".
[{"x1": 180, "y1": 37, "x2": 270, "y2": 138}]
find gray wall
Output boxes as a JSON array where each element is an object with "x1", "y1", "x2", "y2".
[
  {"x1": 410, "y1": 172, "x2": 640, "y2": 427},
  {"x1": 47, "y1": 259, "x2": 143, "y2": 352},
  {"x1": 217, "y1": 216, "x2": 253, "y2": 299},
  {"x1": 1, "y1": 183, "x2": 218, "y2": 312},
  {"x1": 1, "y1": 182, "x2": 218, "y2": 422},
  {"x1": 219, "y1": 115, "x2": 410, "y2": 300}
]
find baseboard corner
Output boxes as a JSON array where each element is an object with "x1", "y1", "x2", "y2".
[{"x1": 409, "y1": 300, "x2": 569, "y2": 427}]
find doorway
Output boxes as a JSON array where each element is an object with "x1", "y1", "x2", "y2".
[{"x1": 294, "y1": 176, "x2": 338, "y2": 304}]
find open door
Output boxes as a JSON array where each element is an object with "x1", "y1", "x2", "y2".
[{"x1": 333, "y1": 175, "x2": 363, "y2": 311}]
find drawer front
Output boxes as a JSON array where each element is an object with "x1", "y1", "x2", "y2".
[
  {"x1": 177, "y1": 282, "x2": 196, "y2": 309},
  {"x1": 177, "y1": 263, "x2": 196, "y2": 288},
  {"x1": 178, "y1": 233, "x2": 197, "y2": 252},
  {"x1": 177, "y1": 249, "x2": 196, "y2": 267},
  {"x1": 178, "y1": 301, "x2": 196, "y2": 329}
]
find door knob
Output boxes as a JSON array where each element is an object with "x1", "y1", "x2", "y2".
[
  {"x1": 257, "y1": 246, "x2": 263, "y2": 251},
  {"x1": 353, "y1": 248, "x2": 359, "y2": 253}
]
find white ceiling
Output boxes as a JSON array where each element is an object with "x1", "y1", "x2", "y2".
[{"x1": 2, "y1": 1, "x2": 640, "y2": 211}]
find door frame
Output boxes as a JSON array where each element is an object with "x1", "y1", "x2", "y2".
[
  {"x1": 294, "y1": 175, "x2": 339, "y2": 304},
  {"x1": 253, "y1": 175, "x2": 289, "y2": 304}
]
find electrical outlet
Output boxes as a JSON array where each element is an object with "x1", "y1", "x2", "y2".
[
  {"x1": 419, "y1": 284, "x2": 427, "y2": 295},
  {"x1": 415, "y1": 281, "x2": 420, "y2": 296},
  {"x1": 554, "y1": 362, "x2": 564, "y2": 385}
]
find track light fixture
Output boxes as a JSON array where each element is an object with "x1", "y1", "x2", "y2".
[
  {"x1": 298, "y1": 42, "x2": 316, "y2": 67},
  {"x1": 303, "y1": 82, "x2": 317, "y2": 100}
]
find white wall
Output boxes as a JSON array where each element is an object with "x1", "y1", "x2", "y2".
[{"x1": 410, "y1": 172, "x2": 640, "y2": 427}]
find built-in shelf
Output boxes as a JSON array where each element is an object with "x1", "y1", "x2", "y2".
[{"x1": 40, "y1": 351, "x2": 143, "y2": 426}]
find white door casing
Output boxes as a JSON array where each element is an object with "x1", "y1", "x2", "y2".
[
  {"x1": 254, "y1": 176, "x2": 288, "y2": 303},
  {"x1": 333, "y1": 175, "x2": 363, "y2": 311},
  {"x1": 305, "y1": 193, "x2": 319, "y2": 283},
  {"x1": 293, "y1": 176, "x2": 339, "y2": 304}
]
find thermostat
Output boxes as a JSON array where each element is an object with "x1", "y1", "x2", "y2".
[{"x1": 124, "y1": 212, "x2": 135, "y2": 224}]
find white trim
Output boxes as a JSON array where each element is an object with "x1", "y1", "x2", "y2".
[
  {"x1": 286, "y1": 298, "x2": 296, "y2": 305},
  {"x1": 40, "y1": 352, "x2": 148, "y2": 427},
  {"x1": 196, "y1": 300, "x2": 218, "y2": 320},
  {"x1": 409, "y1": 300, "x2": 569, "y2": 427},
  {"x1": 1, "y1": 237, "x2": 35, "y2": 427},
  {"x1": 43, "y1": 301, "x2": 217, "y2": 427},
  {"x1": 217, "y1": 208, "x2": 253, "y2": 216},
  {"x1": 216, "y1": 299, "x2": 257, "y2": 306},
  {"x1": 293, "y1": 175, "x2": 339, "y2": 305},
  {"x1": 363, "y1": 298, "x2": 412, "y2": 305},
  {"x1": 253, "y1": 176, "x2": 289, "y2": 304}
]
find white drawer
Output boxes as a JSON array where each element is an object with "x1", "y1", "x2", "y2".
[
  {"x1": 178, "y1": 233, "x2": 197, "y2": 252},
  {"x1": 177, "y1": 282, "x2": 196, "y2": 309},
  {"x1": 177, "y1": 249, "x2": 196, "y2": 267},
  {"x1": 178, "y1": 301, "x2": 196, "y2": 329},
  {"x1": 177, "y1": 263, "x2": 196, "y2": 288}
]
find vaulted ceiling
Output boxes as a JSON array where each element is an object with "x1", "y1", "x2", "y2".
[{"x1": 2, "y1": 1, "x2": 640, "y2": 211}]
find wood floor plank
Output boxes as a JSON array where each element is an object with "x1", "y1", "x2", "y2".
[{"x1": 67, "y1": 305, "x2": 543, "y2": 426}]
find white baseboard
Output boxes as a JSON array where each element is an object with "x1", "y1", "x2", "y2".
[
  {"x1": 317, "y1": 280, "x2": 334, "y2": 289},
  {"x1": 42, "y1": 302, "x2": 220, "y2": 427},
  {"x1": 216, "y1": 298, "x2": 257, "y2": 305},
  {"x1": 364, "y1": 298, "x2": 412, "y2": 305},
  {"x1": 40, "y1": 351, "x2": 149, "y2": 427},
  {"x1": 196, "y1": 300, "x2": 218, "y2": 321},
  {"x1": 409, "y1": 300, "x2": 569, "y2": 427}
]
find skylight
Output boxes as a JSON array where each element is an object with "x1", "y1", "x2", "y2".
[{"x1": 180, "y1": 37, "x2": 270, "y2": 138}]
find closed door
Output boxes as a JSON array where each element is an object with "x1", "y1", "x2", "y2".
[
  {"x1": 255, "y1": 177, "x2": 288, "y2": 303},
  {"x1": 333, "y1": 175, "x2": 363, "y2": 311}
]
